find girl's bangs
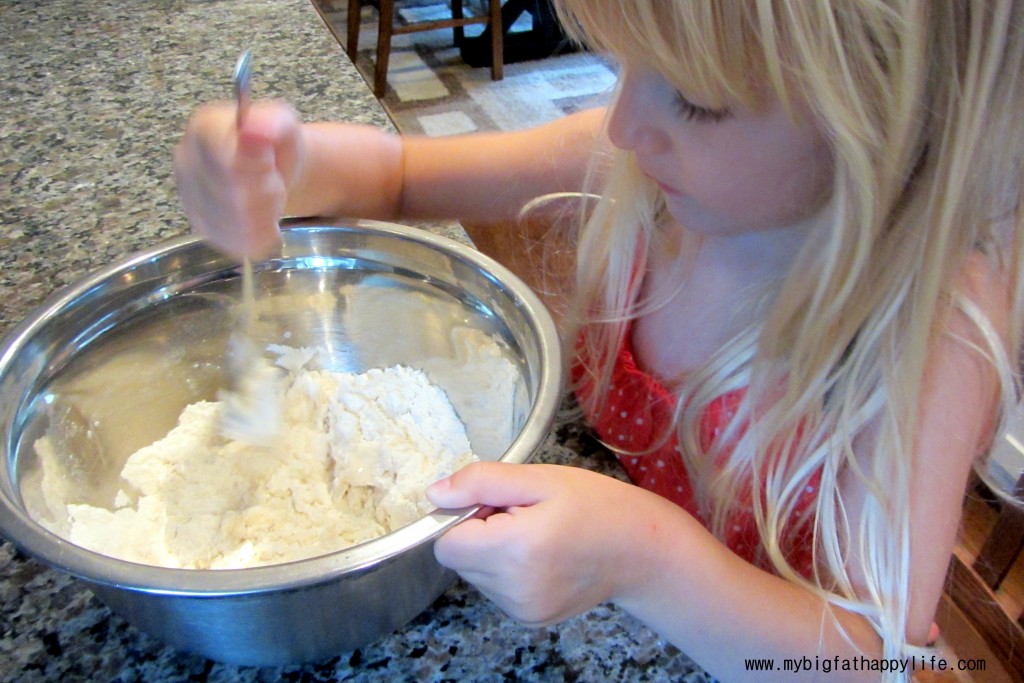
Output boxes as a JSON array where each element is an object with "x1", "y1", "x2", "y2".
[{"x1": 555, "y1": 0, "x2": 768, "y2": 109}]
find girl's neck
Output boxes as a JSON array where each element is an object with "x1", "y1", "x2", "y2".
[
  {"x1": 633, "y1": 209, "x2": 827, "y2": 383},
  {"x1": 685, "y1": 210, "x2": 822, "y2": 285}
]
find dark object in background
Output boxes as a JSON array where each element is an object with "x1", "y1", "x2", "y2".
[{"x1": 460, "y1": 0, "x2": 578, "y2": 67}]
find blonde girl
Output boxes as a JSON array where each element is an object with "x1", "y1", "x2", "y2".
[{"x1": 174, "y1": 1, "x2": 1024, "y2": 680}]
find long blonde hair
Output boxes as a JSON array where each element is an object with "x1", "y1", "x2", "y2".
[{"x1": 554, "y1": 0, "x2": 1024, "y2": 675}]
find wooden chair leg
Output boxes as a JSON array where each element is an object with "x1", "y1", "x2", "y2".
[
  {"x1": 364, "y1": 0, "x2": 502, "y2": 96},
  {"x1": 346, "y1": 0, "x2": 361, "y2": 61},
  {"x1": 452, "y1": 0, "x2": 465, "y2": 46},
  {"x1": 973, "y1": 473, "x2": 1024, "y2": 589},
  {"x1": 374, "y1": 0, "x2": 394, "y2": 98},
  {"x1": 488, "y1": 0, "x2": 503, "y2": 81}
]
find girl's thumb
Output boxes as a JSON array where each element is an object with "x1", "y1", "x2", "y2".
[
  {"x1": 236, "y1": 103, "x2": 302, "y2": 176},
  {"x1": 425, "y1": 461, "x2": 548, "y2": 509}
]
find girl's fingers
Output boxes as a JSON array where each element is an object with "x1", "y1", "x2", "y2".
[
  {"x1": 433, "y1": 511, "x2": 523, "y2": 573},
  {"x1": 428, "y1": 463, "x2": 562, "y2": 574},
  {"x1": 175, "y1": 100, "x2": 301, "y2": 260}
]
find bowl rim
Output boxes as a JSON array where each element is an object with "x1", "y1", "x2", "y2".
[{"x1": 0, "y1": 217, "x2": 564, "y2": 597}]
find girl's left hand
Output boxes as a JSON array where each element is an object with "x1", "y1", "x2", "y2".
[{"x1": 425, "y1": 461, "x2": 665, "y2": 626}]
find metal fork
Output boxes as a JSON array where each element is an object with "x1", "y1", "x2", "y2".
[{"x1": 219, "y1": 50, "x2": 282, "y2": 444}]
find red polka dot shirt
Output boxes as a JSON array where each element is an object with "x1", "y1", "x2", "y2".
[{"x1": 573, "y1": 327, "x2": 820, "y2": 577}]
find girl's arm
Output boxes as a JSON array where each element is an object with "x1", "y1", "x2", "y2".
[
  {"x1": 840, "y1": 252, "x2": 1009, "y2": 646},
  {"x1": 289, "y1": 108, "x2": 605, "y2": 221},
  {"x1": 174, "y1": 102, "x2": 605, "y2": 259},
  {"x1": 427, "y1": 463, "x2": 887, "y2": 682},
  {"x1": 426, "y1": 254, "x2": 1008, "y2": 682}
]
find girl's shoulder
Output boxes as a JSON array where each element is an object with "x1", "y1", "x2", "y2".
[
  {"x1": 945, "y1": 250, "x2": 1012, "y2": 350},
  {"x1": 919, "y1": 251, "x2": 1012, "y2": 468}
]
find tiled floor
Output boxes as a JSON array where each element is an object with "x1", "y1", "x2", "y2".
[{"x1": 314, "y1": 0, "x2": 615, "y2": 135}]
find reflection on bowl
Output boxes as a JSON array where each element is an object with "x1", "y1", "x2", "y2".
[{"x1": 0, "y1": 219, "x2": 563, "y2": 665}]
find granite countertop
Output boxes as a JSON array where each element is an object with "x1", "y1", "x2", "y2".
[{"x1": 0, "y1": 1, "x2": 710, "y2": 680}]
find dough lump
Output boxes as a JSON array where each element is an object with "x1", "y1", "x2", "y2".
[{"x1": 43, "y1": 351, "x2": 476, "y2": 569}]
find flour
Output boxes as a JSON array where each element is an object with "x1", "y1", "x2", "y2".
[{"x1": 38, "y1": 348, "x2": 477, "y2": 569}]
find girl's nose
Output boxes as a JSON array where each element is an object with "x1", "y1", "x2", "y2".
[{"x1": 606, "y1": 71, "x2": 666, "y2": 154}]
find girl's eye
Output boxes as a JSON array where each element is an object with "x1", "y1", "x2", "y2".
[{"x1": 673, "y1": 92, "x2": 729, "y2": 123}]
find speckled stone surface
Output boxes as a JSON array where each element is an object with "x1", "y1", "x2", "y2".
[{"x1": 0, "y1": 1, "x2": 715, "y2": 681}]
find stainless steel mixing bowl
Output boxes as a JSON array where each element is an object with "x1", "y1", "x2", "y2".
[{"x1": 0, "y1": 218, "x2": 563, "y2": 665}]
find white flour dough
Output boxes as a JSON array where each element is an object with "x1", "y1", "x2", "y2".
[{"x1": 43, "y1": 350, "x2": 476, "y2": 569}]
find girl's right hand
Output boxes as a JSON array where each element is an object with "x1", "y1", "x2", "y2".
[{"x1": 173, "y1": 100, "x2": 304, "y2": 260}]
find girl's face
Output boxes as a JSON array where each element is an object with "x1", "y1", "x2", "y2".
[{"x1": 606, "y1": 65, "x2": 834, "y2": 237}]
